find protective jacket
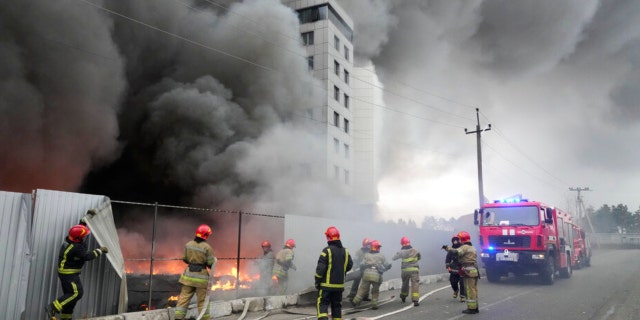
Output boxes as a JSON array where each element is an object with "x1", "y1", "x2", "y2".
[
  {"x1": 179, "y1": 238, "x2": 217, "y2": 288},
  {"x1": 445, "y1": 242, "x2": 462, "y2": 272},
  {"x1": 315, "y1": 240, "x2": 353, "y2": 290},
  {"x1": 272, "y1": 247, "x2": 295, "y2": 278},
  {"x1": 57, "y1": 238, "x2": 102, "y2": 275},
  {"x1": 451, "y1": 242, "x2": 478, "y2": 278},
  {"x1": 360, "y1": 251, "x2": 391, "y2": 282},
  {"x1": 392, "y1": 245, "x2": 420, "y2": 272}
]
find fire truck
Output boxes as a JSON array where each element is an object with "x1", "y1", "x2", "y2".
[
  {"x1": 572, "y1": 224, "x2": 592, "y2": 268},
  {"x1": 474, "y1": 197, "x2": 576, "y2": 284}
]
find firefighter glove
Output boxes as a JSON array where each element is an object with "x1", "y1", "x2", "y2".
[
  {"x1": 441, "y1": 245, "x2": 448, "y2": 250},
  {"x1": 79, "y1": 217, "x2": 88, "y2": 226},
  {"x1": 87, "y1": 209, "x2": 98, "y2": 216},
  {"x1": 315, "y1": 280, "x2": 321, "y2": 290},
  {"x1": 290, "y1": 265, "x2": 297, "y2": 271},
  {"x1": 99, "y1": 246, "x2": 109, "y2": 254}
]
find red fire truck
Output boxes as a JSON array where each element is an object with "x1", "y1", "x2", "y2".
[
  {"x1": 474, "y1": 197, "x2": 575, "y2": 284},
  {"x1": 572, "y1": 224, "x2": 592, "y2": 268}
]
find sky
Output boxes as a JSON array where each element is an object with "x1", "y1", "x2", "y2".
[{"x1": 1, "y1": 0, "x2": 639, "y2": 225}]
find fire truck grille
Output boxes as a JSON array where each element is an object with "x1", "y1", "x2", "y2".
[{"x1": 488, "y1": 235, "x2": 531, "y2": 248}]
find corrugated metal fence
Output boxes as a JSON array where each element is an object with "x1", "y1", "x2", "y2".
[{"x1": 0, "y1": 189, "x2": 125, "y2": 320}]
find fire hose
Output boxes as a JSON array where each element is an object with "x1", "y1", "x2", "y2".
[{"x1": 195, "y1": 260, "x2": 217, "y2": 320}]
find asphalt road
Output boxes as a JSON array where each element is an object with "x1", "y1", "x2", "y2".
[{"x1": 229, "y1": 249, "x2": 640, "y2": 320}]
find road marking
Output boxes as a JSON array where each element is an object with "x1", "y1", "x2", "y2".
[
  {"x1": 360, "y1": 285, "x2": 451, "y2": 320},
  {"x1": 444, "y1": 287, "x2": 539, "y2": 320}
]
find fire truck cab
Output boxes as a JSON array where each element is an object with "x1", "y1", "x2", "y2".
[{"x1": 474, "y1": 197, "x2": 574, "y2": 285}]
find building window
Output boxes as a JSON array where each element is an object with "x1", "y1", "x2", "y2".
[
  {"x1": 333, "y1": 138, "x2": 339, "y2": 153},
  {"x1": 307, "y1": 56, "x2": 314, "y2": 70},
  {"x1": 334, "y1": 86, "x2": 340, "y2": 101},
  {"x1": 344, "y1": 94, "x2": 349, "y2": 109},
  {"x1": 334, "y1": 165, "x2": 340, "y2": 179},
  {"x1": 344, "y1": 45, "x2": 350, "y2": 61},
  {"x1": 333, "y1": 111, "x2": 339, "y2": 127},
  {"x1": 298, "y1": 6, "x2": 328, "y2": 24},
  {"x1": 344, "y1": 70, "x2": 349, "y2": 84},
  {"x1": 334, "y1": 60, "x2": 340, "y2": 76},
  {"x1": 301, "y1": 31, "x2": 314, "y2": 45},
  {"x1": 344, "y1": 118, "x2": 349, "y2": 133},
  {"x1": 344, "y1": 143, "x2": 350, "y2": 159},
  {"x1": 344, "y1": 169, "x2": 350, "y2": 185},
  {"x1": 334, "y1": 35, "x2": 340, "y2": 51}
]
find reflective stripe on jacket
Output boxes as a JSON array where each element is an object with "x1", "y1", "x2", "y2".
[
  {"x1": 57, "y1": 238, "x2": 101, "y2": 275},
  {"x1": 272, "y1": 247, "x2": 295, "y2": 278},
  {"x1": 392, "y1": 246, "x2": 421, "y2": 272},
  {"x1": 179, "y1": 239, "x2": 216, "y2": 288},
  {"x1": 314, "y1": 240, "x2": 353, "y2": 290}
]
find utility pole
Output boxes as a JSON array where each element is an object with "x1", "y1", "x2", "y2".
[
  {"x1": 569, "y1": 187, "x2": 595, "y2": 233},
  {"x1": 465, "y1": 108, "x2": 491, "y2": 209}
]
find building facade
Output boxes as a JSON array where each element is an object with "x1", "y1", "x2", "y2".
[{"x1": 284, "y1": 0, "x2": 355, "y2": 195}]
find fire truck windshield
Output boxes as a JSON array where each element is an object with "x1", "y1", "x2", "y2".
[{"x1": 482, "y1": 206, "x2": 540, "y2": 226}]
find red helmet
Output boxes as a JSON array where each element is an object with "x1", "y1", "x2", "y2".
[
  {"x1": 68, "y1": 224, "x2": 90, "y2": 243},
  {"x1": 400, "y1": 236, "x2": 411, "y2": 246},
  {"x1": 196, "y1": 224, "x2": 212, "y2": 240},
  {"x1": 261, "y1": 240, "x2": 271, "y2": 248},
  {"x1": 325, "y1": 226, "x2": 340, "y2": 241},
  {"x1": 285, "y1": 238, "x2": 296, "y2": 248},
  {"x1": 457, "y1": 231, "x2": 471, "y2": 243},
  {"x1": 369, "y1": 240, "x2": 381, "y2": 252},
  {"x1": 362, "y1": 237, "x2": 371, "y2": 248}
]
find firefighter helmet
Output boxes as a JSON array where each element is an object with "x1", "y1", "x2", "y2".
[
  {"x1": 362, "y1": 237, "x2": 371, "y2": 248},
  {"x1": 451, "y1": 235, "x2": 460, "y2": 243},
  {"x1": 285, "y1": 238, "x2": 296, "y2": 248},
  {"x1": 400, "y1": 236, "x2": 411, "y2": 246},
  {"x1": 261, "y1": 240, "x2": 271, "y2": 248},
  {"x1": 325, "y1": 226, "x2": 340, "y2": 241},
  {"x1": 195, "y1": 224, "x2": 212, "y2": 240},
  {"x1": 457, "y1": 231, "x2": 471, "y2": 243},
  {"x1": 369, "y1": 240, "x2": 381, "y2": 252},
  {"x1": 68, "y1": 224, "x2": 90, "y2": 243}
]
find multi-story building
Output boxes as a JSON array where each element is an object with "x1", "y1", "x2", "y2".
[{"x1": 283, "y1": 0, "x2": 355, "y2": 195}]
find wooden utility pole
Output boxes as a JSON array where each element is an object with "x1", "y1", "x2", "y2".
[{"x1": 465, "y1": 108, "x2": 491, "y2": 209}]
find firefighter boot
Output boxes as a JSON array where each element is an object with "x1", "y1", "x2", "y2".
[
  {"x1": 414, "y1": 301, "x2": 420, "y2": 307},
  {"x1": 44, "y1": 303, "x2": 57, "y2": 320},
  {"x1": 453, "y1": 291, "x2": 458, "y2": 299},
  {"x1": 462, "y1": 308, "x2": 479, "y2": 314},
  {"x1": 460, "y1": 296, "x2": 466, "y2": 302}
]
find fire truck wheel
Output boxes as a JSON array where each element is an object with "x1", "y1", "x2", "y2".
[{"x1": 539, "y1": 258, "x2": 555, "y2": 285}]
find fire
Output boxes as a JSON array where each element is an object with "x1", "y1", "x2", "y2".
[
  {"x1": 168, "y1": 295, "x2": 179, "y2": 301},
  {"x1": 210, "y1": 267, "x2": 260, "y2": 291}
]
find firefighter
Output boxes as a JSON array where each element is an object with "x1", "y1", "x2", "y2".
[
  {"x1": 346, "y1": 237, "x2": 371, "y2": 302},
  {"x1": 392, "y1": 236, "x2": 421, "y2": 306},
  {"x1": 272, "y1": 238, "x2": 297, "y2": 294},
  {"x1": 175, "y1": 224, "x2": 217, "y2": 320},
  {"x1": 45, "y1": 224, "x2": 109, "y2": 320},
  {"x1": 445, "y1": 235, "x2": 466, "y2": 302},
  {"x1": 315, "y1": 226, "x2": 353, "y2": 320},
  {"x1": 442, "y1": 231, "x2": 479, "y2": 314},
  {"x1": 352, "y1": 240, "x2": 391, "y2": 309},
  {"x1": 257, "y1": 240, "x2": 275, "y2": 295}
]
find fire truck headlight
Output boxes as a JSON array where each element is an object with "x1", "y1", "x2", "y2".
[
  {"x1": 480, "y1": 252, "x2": 490, "y2": 258},
  {"x1": 531, "y1": 254, "x2": 545, "y2": 260}
]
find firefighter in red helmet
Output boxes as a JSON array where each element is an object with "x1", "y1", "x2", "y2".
[
  {"x1": 346, "y1": 237, "x2": 372, "y2": 302},
  {"x1": 256, "y1": 240, "x2": 275, "y2": 295},
  {"x1": 315, "y1": 226, "x2": 353, "y2": 320},
  {"x1": 45, "y1": 224, "x2": 108, "y2": 320},
  {"x1": 272, "y1": 238, "x2": 297, "y2": 294},
  {"x1": 393, "y1": 236, "x2": 421, "y2": 306},
  {"x1": 175, "y1": 224, "x2": 217, "y2": 320},
  {"x1": 352, "y1": 240, "x2": 391, "y2": 309},
  {"x1": 442, "y1": 230, "x2": 479, "y2": 314}
]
